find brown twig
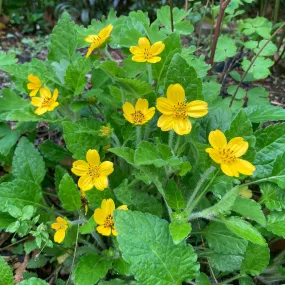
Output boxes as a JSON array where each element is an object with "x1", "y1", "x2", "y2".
[
  {"x1": 229, "y1": 22, "x2": 285, "y2": 107},
  {"x1": 208, "y1": 0, "x2": 231, "y2": 66},
  {"x1": 169, "y1": 0, "x2": 174, "y2": 32},
  {"x1": 14, "y1": 254, "x2": 30, "y2": 283},
  {"x1": 185, "y1": 0, "x2": 188, "y2": 13}
]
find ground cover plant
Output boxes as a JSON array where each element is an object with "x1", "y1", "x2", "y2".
[{"x1": 0, "y1": 2, "x2": 285, "y2": 284}]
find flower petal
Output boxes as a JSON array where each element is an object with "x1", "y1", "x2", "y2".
[
  {"x1": 129, "y1": 46, "x2": 142, "y2": 55},
  {"x1": 78, "y1": 175, "x2": 94, "y2": 191},
  {"x1": 102, "y1": 198, "x2": 115, "y2": 215},
  {"x1": 156, "y1": 97, "x2": 174, "y2": 115},
  {"x1": 98, "y1": 24, "x2": 113, "y2": 38},
  {"x1": 28, "y1": 74, "x2": 41, "y2": 85},
  {"x1": 144, "y1": 107, "x2": 156, "y2": 121},
  {"x1": 86, "y1": 149, "x2": 100, "y2": 166},
  {"x1": 52, "y1": 89, "x2": 59, "y2": 101},
  {"x1": 71, "y1": 160, "x2": 89, "y2": 176},
  {"x1": 166, "y1": 84, "x2": 185, "y2": 103},
  {"x1": 56, "y1": 217, "x2": 66, "y2": 224},
  {"x1": 86, "y1": 43, "x2": 97, "y2": 58},
  {"x1": 117, "y1": 205, "x2": 128, "y2": 210},
  {"x1": 221, "y1": 163, "x2": 239, "y2": 177},
  {"x1": 54, "y1": 229, "x2": 66, "y2": 243},
  {"x1": 146, "y1": 56, "x2": 161, "y2": 63},
  {"x1": 40, "y1": 87, "x2": 51, "y2": 99},
  {"x1": 99, "y1": 161, "x2": 114, "y2": 176},
  {"x1": 31, "y1": 97, "x2": 43, "y2": 107},
  {"x1": 124, "y1": 113, "x2": 134, "y2": 124},
  {"x1": 135, "y1": 98, "x2": 148, "y2": 112},
  {"x1": 227, "y1": 137, "x2": 249, "y2": 157},
  {"x1": 112, "y1": 228, "x2": 118, "y2": 236},
  {"x1": 208, "y1": 130, "x2": 227, "y2": 150},
  {"x1": 94, "y1": 208, "x2": 107, "y2": 225},
  {"x1": 51, "y1": 222, "x2": 60, "y2": 230},
  {"x1": 48, "y1": 102, "x2": 59, "y2": 111},
  {"x1": 150, "y1": 41, "x2": 165, "y2": 55},
  {"x1": 85, "y1": 35, "x2": 97, "y2": 43},
  {"x1": 94, "y1": 176, "x2": 108, "y2": 191},
  {"x1": 132, "y1": 55, "x2": 146, "y2": 62},
  {"x1": 173, "y1": 118, "x2": 192, "y2": 135},
  {"x1": 186, "y1": 100, "x2": 208, "y2": 118},
  {"x1": 97, "y1": 225, "x2": 111, "y2": 236},
  {"x1": 157, "y1": 114, "x2": 173, "y2": 131},
  {"x1": 123, "y1": 102, "x2": 135, "y2": 115},
  {"x1": 138, "y1": 37, "x2": 150, "y2": 50},
  {"x1": 27, "y1": 83, "x2": 37, "y2": 90},
  {"x1": 35, "y1": 107, "x2": 48, "y2": 115},
  {"x1": 29, "y1": 89, "x2": 39, "y2": 97},
  {"x1": 205, "y1": 148, "x2": 222, "y2": 164},
  {"x1": 234, "y1": 159, "x2": 256, "y2": 176}
]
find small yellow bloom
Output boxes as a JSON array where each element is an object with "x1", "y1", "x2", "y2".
[
  {"x1": 206, "y1": 130, "x2": 256, "y2": 177},
  {"x1": 123, "y1": 98, "x2": 155, "y2": 125},
  {"x1": 239, "y1": 186, "x2": 253, "y2": 199},
  {"x1": 30, "y1": 87, "x2": 59, "y2": 115},
  {"x1": 85, "y1": 24, "x2": 113, "y2": 58},
  {"x1": 103, "y1": 145, "x2": 111, "y2": 152},
  {"x1": 130, "y1": 37, "x2": 165, "y2": 63},
  {"x1": 100, "y1": 126, "x2": 111, "y2": 137},
  {"x1": 71, "y1": 149, "x2": 114, "y2": 191},
  {"x1": 51, "y1": 217, "x2": 68, "y2": 243},
  {"x1": 156, "y1": 84, "x2": 208, "y2": 135},
  {"x1": 27, "y1": 74, "x2": 42, "y2": 97},
  {"x1": 94, "y1": 199, "x2": 127, "y2": 236}
]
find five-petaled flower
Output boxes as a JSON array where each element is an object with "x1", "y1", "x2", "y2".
[
  {"x1": 30, "y1": 87, "x2": 59, "y2": 115},
  {"x1": 94, "y1": 199, "x2": 127, "y2": 236},
  {"x1": 71, "y1": 149, "x2": 114, "y2": 191},
  {"x1": 156, "y1": 84, "x2": 208, "y2": 135},
  {"x1": 51, "y1": 217, "x2": 68, "y2": 243},
  {"x1": 85, "y1": 24, "x2": 113, "y2": 58},
  {"x1": 27, "y1": 74, "x2": 42, "y2": 97},
  {"x1": 123, "y1": 98, "x2": 155, "y2": 125},
  {"x1": 130, "y1": 37, "x2": 165, "y2": 63},
  {"x1": 206, "y1": 130, "x2": 256, "y2": 177}
]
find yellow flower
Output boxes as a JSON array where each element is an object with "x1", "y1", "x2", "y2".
[
  {"x1": 205, "y1": 130, "x2": 256, "y2": 177},
  {"x1": 156, "y1": 84, "x2": 208, "y2": 135},
  {"x1": 84, "y1": 24, "x2": 113, "y2": 58},
  {"x1": 71, "y1": 149, "x2": 114, "y2": 191},
  {"x1": 94, "y1": 199, "x2": 127, "y2": 236},
  {"x1": 51, "y1": 217, "x2": 68, "y2": 243},
  {"x1": 30, "y1": 87, "x2": 59, "y2": 115},
  {"x1": 130, "y1": 37, "x2": 165, "y2": 63},
  {"x1": 27, "y1": 74, "x2": 42, "y2": 97},
  {"x1": 123, "y1": 98, "x2": 155, "y2": 125},
  {"x1": 239, "y1": 186, "x2": 253, "y2": 199},
  {"x1": 100, "y1": 126, "x2": 111, "y2": 137}
]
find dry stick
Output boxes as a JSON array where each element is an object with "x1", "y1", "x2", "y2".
[
  {"x1": 229, "y1": 22, "x2": 285, "y2": 107},
  {"x1": 185, "y1": 0, "x2": 188, "y2": 13},
  {"x1": 208, "y1": 0, "x2": 231, "y2": 66},
  {"x1": 169, "y1": 0, "x2": 174, "y2": 32},
  {"x1": 274, "y1": 47, "x2": 285, "y2": 66}
]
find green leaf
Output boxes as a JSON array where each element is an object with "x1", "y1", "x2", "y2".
[
  {"x1": 265, "y1": 152, "x2": 285, "y2": 188},
  {"x1": 27, "y1": 255, "x2": 48, "y2": 269},
  {"x1": 240, "y1": 17, "x2": 272, "y2": 39},
  {"x1": 260, "y1": 183, "x2": 285, "y2": 211},
  {"x1": 73, "y1": 253, "x2": 112, "y2": 285},
  {"x1": 59, "y1": 174, "x2": 81, "y2": 211},
  {"x1": 12, "y1": 137, "x2": 46, "y2": 185},
  {"x1": 205, "y1": 222, "x2": 248, "y2": 255},
  {"x1": 266, "y1": 212, "x2": 285, "y2": 238},
  {"x1": 169, "y1": 219, "x2": 191, "y2": 244},
  {"x1": 0, "y1": 52, "x2": 18, "y2": 66},
  {"x1": 18, "y1": 277, "x2": 49, "y2": 285},
  {"x1": 165, "y1": 179, "x2": 186, "y2": 210},
  {"x1": 208, "y1": 252, "x2": 243, "y2": 272},
  {"x1": 241, "y1": 243, "x2": 270, "y2": 275},
  {"x1": 39, "y1": 140, "x2": 71, "y2": 162},
  {"x1": 65, "y1": 58, "x2": 92, "y2": 96},
  {"x1": 109, "y1": 147, "x2": 135, "y2": 165},
  {"x1": 224, "y1": 216, "x2": 266, "y2": 245},
  {"x1": 0, "y1": 257, "x2": 14, "y2": 285},
  {"x1": 239, "y1": 276, "x2": 254, "y2": 285},
  {"x1": 114, "y1": 210, "x2": 199, "y2": 285},
  {"x1": 232, "y1": 197, "x2": 266, "y2": 226},
  {"x1": 85, "y1": 190, "x2": 114, "y2": 210},
  {"x1": 114, "y1": 180, "x2": 163, "y2": 217},
  {"x1": 48, "y1": 12, "x2": 77, "y2": 62},
  {"x1": 165, "y1": 53, "x2": 203, "y2": 101},
  {"x1": 62, "y1": 118, "x2": 103, "y2": 159},
  {"x1": 242, "y1": 57, "x2": 273, "y2": 80},
  {"x1": 55, "y1": 165, "x2": 68, "y2": 191},
  {"x1": 0, "y1": 130, "x2": 20, "y2": 156},
  {"x1": 247, "y1": 87, "x2": 270, "y2": 106},
  {"x1": 0, "y1": 179, "x2": 43, "y2": 211},
  {"x1": 214, "y1": 35, "x2": 237, "y2": 62},
  {"x1": 0, "y1": 213, "x2": 16, "y2": 230},
  {"x1": 244, "y1": 105, "x2": 285, "y2": 123},
  {"x1": 227, "y1": 85, "x2": 246, "y2": 99},
  {"x1": 24, "y1": 240, "x2": 38, "y2": 254},
  {"x1": 253, "y1": 123, "x2": 285, "y2": 178},
  {"x1": 253, "y1": 40, "x2": 277, "y2": 56},
  {"x1": 79, "y1": 216, "x2": 95, "y2": 234},
  {"x1": 51, "y1": 59, "x2": 70, "y2": 84},
  {"x1": 0, "y1": 89, "x2": 29, "y2": 112},
  {"x1": 195, "y1": 273, "x2": 210, "y2": 285}
]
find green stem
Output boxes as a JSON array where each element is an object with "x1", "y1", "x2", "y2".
[
  {"x1": 136, "y1": 126, "x2": 142, "y2": 146},
  {"x1": 216, "y1": 274, "x2": 243, "y2": 285},
  {"x1": 143, "y1": 123, "x2": 151, "y2": 140},
  {"x1": 168, "y1": 130, "x2": 174, "y2": 149},
  {"x1": 273, "y1": 0, "x2": 280, "y2": 25},
  {"x1": 147, "y1": 64, "x2": 153, "y2": 85},
  {"x1": 186, "y1": 167, "x2": 219, "y2": 214},
  {"x1": 174, "y1": 135, "x2": 181, "y2": 154},
  {"x1": 105, "y1": 46, "x2": 113, "y2": 61},
  {"x1": 0, "y1": 236, "x2": 29, "y2": 250},
  {"x1": 91, "y1": 231, "x2": 106, "y2": 250},
  {"x1": 111, "y1": 133, "x2": 121, "y2": 147},
  {"x1": 93, "y1": 104, "x2": 105, "y2": 119},
  {"x1": 242, "y1": 175, "x2": 285, "y2": 187}
]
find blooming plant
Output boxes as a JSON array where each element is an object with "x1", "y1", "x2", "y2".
[{"x1": 0, "y1": 6, "x2": 285, "y2": 285}]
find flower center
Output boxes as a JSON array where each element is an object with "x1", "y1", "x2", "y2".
[
  {"x1": 173, "y1": 102, "x2": 187, "y2": 120},
  {"x1": 131, "y1": 111, "x2": 145, "y2": 125},
  {"x1": 104, "y1": 215, "x2": 114, "y2": 228},
  {"x1": 92, "y1": 35, "x2": 102, "y2": 43},
  {"x1": 218, "y1": 148, "x2": 237, "y2": 164},
  {"x1": 143, "y1": 48, "x2": 153, "y2": 59},
  {"x1": 42, "y1": 98, "x2": 53, "y2": 108},
  {"x1": 88, "y1": 164, "x2": 100, "y2": 178}
]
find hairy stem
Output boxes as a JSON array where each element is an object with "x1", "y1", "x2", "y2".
[
  {"x1": 169, "y1": 0, "x2": 174, "y2": 32},
  {"x1": 136, "y1": 126, "x2": 142, "y2": 146}
]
